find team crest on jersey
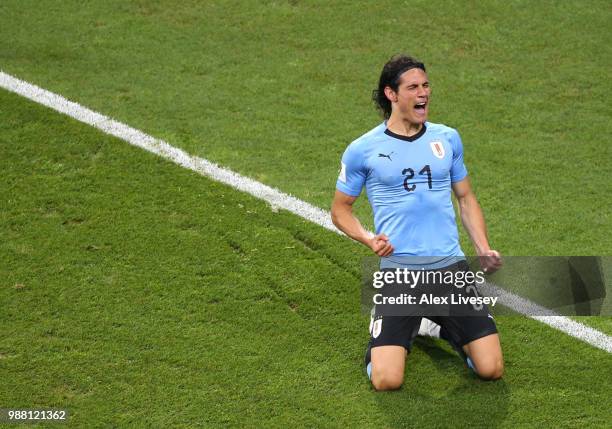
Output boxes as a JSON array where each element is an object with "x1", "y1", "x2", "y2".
[
  {"x1": 372, "y1": 318, "x2": 382, "y2": 339},
  {"x1": 430, "y1": 140, "x2": 445, "y2": 159}
]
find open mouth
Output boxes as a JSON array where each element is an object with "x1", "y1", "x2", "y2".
[{"x1": 414, "y1": 102, "x2": 427, "y2": 113}]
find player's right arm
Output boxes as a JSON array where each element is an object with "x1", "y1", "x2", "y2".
[
  {"x1": 331, "y1": 190, "x2": 394, "y2": 256},
  {"x1": 333, "y1": 140, "x2": 394, "y2": 256}
]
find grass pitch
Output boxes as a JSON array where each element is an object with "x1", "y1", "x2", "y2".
[
  {"x1": 2, "y1": 77, "x2": 611, "y2": 428},
  {"x1": 1, "y1": 0, "x2": 610, "y2": 256},
  {"x1": 1, "y1": 0, "x2": 612, "y2": 427}
]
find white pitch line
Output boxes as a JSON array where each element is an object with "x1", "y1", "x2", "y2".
[
  {"x1": 1, "y1": 70, "x2": 611, "y2": 354},
  {"x1": 0, "y1": 72, "x2": 338, "y2": 235},
  {"x1": 482, "y1": 283, "x2": 612, "y2": 353}
]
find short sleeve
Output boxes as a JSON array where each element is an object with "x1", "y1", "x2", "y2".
[
  {"x1": 336, "y1": 142, "x2": 366, "y2": 196},
  {"x1": 449, "y1": 129, "x2": 468, "y2": 183}
]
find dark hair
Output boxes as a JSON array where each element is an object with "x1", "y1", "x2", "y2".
[{"x1": 372, "y1": 54, "x2": 426, "y2": 119}]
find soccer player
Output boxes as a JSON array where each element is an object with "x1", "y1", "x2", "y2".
[{"x1": 331, "y1": 54, "x2": 504, "y2": 390}]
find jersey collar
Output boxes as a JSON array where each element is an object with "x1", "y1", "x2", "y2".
[{"x1": 384, "y1": 123, "x2": 427, "y2": 142}]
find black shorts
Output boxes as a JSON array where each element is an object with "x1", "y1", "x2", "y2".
[
  {"x1": 368, "y1": 314, "x2": 498, "y2": 353},
  {"x1": 367, "y1": 260, "x2": 498, "y2": 353}
]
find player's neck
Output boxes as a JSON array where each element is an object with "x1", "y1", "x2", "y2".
[{"x1": 386, "y1": 117, "x2": 423, "y2": 138}]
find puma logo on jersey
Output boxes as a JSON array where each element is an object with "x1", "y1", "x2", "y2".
[{"x1": 378, "y1": 152, "x2": 394, "y2": 161}]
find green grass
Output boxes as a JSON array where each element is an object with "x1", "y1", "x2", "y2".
[
  {"x1": 1, "y1": 0, "x2": 610, "y2": 255},
  {"x1": 1, "y1": 1, "x2": 612, "y2": 426},
  {"x1": 1, "y1": 72, "x2": 611, "y2": 429},
  {"x1": 4, "y1": 0, "x2": 610, "y2": 335}
]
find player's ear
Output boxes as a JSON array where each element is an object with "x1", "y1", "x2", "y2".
[{"x1": 383, "y1": 86, "x2": 397, "y2": 103}]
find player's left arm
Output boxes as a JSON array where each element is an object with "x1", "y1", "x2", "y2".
[{"x1": 452, "y1": 178, "x2": 502, "y2": 273}]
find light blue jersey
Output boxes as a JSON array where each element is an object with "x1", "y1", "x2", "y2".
[{"x1": 336, "y1": 122, "x2": 468, "y2": 268}]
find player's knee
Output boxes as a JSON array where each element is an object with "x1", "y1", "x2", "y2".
[
  {"x1": 475, "y1": 357, "x2": 504, "y2": 380},
  {"x1": 371, "y1": 368, "x2": 404, "y2": 391}
]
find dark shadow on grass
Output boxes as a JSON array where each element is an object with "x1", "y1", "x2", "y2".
[{"x1": 372, "y1": 337, "x2": 510, "y2": 428}]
